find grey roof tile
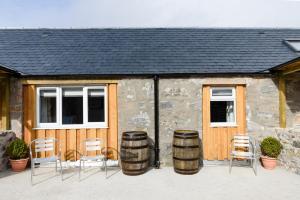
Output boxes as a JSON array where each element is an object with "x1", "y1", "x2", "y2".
[{"x1": 0, "y1": 28, "x2": 299, "y2": 75}]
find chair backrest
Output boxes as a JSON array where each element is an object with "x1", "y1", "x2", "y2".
[
  {"x1": 232, "y1": 135, "x2": 256, "y2": 152},
  {"x1": 83, "y1": 138, "x2": 103, "y2": 156},
  {"x1": 30, "y1": 138, "x2": 57, "y2": 158}
]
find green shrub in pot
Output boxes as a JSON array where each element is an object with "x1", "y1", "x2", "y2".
[
  {"x1": 6, "y1": 138, "x2": 29, "y2": 172},
  {"x1": 260, "y1": 137, "x2": 283, "y2": 170}
]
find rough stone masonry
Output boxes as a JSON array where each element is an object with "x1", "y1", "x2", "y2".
[
  {"x1": 6, "y1": 75, "x2": 300, "y2": 174},
  {"x1": 118, "y1": 76, "x2": 300, "y2": 174}
]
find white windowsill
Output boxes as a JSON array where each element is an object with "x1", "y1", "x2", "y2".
[
  {"x1": 33, "y1": 126, "x2": 109, "y2": 130},
  {"x1": 210, "y1": 123, "x2": 237, "y2": 128}
]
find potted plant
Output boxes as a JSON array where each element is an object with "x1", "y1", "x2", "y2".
[
  {"x1": 6, "y1": 138, "x2": 29, "y2": 172},
  {"x1": 260, "y1": 137, "x2": 283, "y2": 170}
]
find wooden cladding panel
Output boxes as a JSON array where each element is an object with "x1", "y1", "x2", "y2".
[
  {"x1": 0, "y1": 78, "x2": 10, "y2": 130},
  {"x1": 108, "y1": 84, "x2": 118, "y2": 159},
  {"x1": 202, "y1": 85, "x2": 246, "y2": 160},
  {"x1": 23, "y1": 83, "x2": 118, "y2": 161}
]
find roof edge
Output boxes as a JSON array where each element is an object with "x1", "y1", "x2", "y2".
[
  {"x1": 268, "y1": 56, "x2": 300, "y2": 72},
  {"x1": 0, "y1": 63, "x2": 21, "y2": 76}
]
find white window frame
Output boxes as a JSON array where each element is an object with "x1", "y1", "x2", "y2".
[
  {"x1": 36, "y1": 85, "x2": 108, "y2": 129},
  {"x1": 36, "y1": 87, "x2": 59, "y2": 128},
  {"x1": 210, "y1": 87, "x2": 237, "y2": 127}
]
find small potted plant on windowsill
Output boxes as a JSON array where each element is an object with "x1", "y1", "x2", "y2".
[
  {"x1": 260, "y1": 137, "x2": 283, "y2": 170},
  {"x1": 6, "y1": 138, "x2": 29, "y2": 172}
]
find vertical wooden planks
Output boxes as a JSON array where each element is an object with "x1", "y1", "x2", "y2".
[
  {"x1": 87, "y1": 128, "x2": 97, "y2": 157},
  {"x1": 45, "y1": 129, "x2": 56, "y2": 157},
  {"x1": 96, "y1": 128, "x2": 107, "y2": 155},
  {"x1": 0, "y1": 79, "x2": 10, "y2": 130},
  {"x1": 279, "y1": 77, "x2": 286, "y2": 128},
  {"x1": 22, "y1": 83, "x2": 119, "y2": 161},
  {"x1": 77, "y1": 129, "x2": 86, "y2": 159},
  {"x1": 66, "y1": 129, "x2": 77, "y2": 161},
  {"x1": 35, "y1": 129, "x2": 46, "y2": 158},
  {"x1": 59, "y1": 129, "x2": 67, "y2": 161},
  {"x1": 202, "y1": 85, "x2": 209, "y2": 160},
  {"x1": 108, "y1": 84, "x2": 118, "y2": 159},
  {"x1": 23, "y1": 85, "x2": 36, "y2": 145},
  {"x1": 202, "y1": 85, "x2": 246, "y2": 160},
  {"x1": 236, "y1": 85, "x2": 246, "y2": 134}
]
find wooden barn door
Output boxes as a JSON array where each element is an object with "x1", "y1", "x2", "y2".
[{"x1": 202, "y1": 85, "x2": 246, "y2": 160}]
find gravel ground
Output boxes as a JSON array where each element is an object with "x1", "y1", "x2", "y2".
[{"x1": 0, "y1": 165, "x2": 299, "y2": 200}]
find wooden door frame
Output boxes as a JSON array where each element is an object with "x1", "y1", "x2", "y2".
[{"x1": 202, "y1": 84, "x2": 246, "y2": 160}]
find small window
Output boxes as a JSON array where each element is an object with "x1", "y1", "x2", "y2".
[
  {"x1": 210, "y1": 87, "x2": 236, "y2": 127},
  {"x1": 212, "y1": 88, "x2": 233, "y2": 97},
  {"x1": 37, "y1": 86, "x2": 107, "y2": 128},
  {"x1": 39, "y1": 89, "x2": 57, "y2": 123},
  {"x1": 284, "y1": 40, "x2": 300, "y2": 52}
]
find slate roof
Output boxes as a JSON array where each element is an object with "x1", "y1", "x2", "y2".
[{"x1": 0, "y1": 28, "x2": 300, "y2": 76}]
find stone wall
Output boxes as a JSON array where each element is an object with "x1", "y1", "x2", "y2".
[
  {"x1": 7, "y1": 76, "x2": 300, "y2": 173},
  {"x1": 9, "y1": 78, "x2": 23, "y2": 138},
  {"x1": 276, "y1": 128, "x2": 300, "y2": 174},
  {"x1": 117, "y1": 76, "x2": 300, "y2": 170},
  {"x1": 118, "y1": 76, "x2": 285, "y2": 165},
  {"x1": 0, "y1": 131, "x2": 16, "y2": 171}
]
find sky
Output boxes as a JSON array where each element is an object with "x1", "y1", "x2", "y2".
[{"x1": 0, "y1": 0, "x2": 300, "y2": 28}]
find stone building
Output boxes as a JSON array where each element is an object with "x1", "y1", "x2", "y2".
[{"x1": 0, "y1": 28, "x2": 300, "y2": 173}]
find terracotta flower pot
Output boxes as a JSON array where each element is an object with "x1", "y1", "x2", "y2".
[
  {"x1": 261, "y1": 156, "x2": 277, "y2": 170},
  {"x1": 9, "y1": 158, "x2": 29, "y2": 172}
]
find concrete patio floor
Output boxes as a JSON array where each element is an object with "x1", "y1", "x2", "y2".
[{"x1": 0, "y1": 165, "x2": 300, "y2": 200}]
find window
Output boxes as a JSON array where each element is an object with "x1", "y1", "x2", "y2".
[
  {"x1": 37, "y1": 86, "x2": 107, "y2": 128},
  {"x1": 38, "y1": 89, "x2": 58, "y2": 124},
  {"x1": 210, "y1": 87, "x2": 236, "y2": 127},
  {"x1": 284, "y1": 40, "x2": 300, "y2": 52},
  {"x1": 62, "y1": 88, "x2": 83, "y2": 124},
  {"x1": 88, "y1": 89, "x2": 105, "y2": 122}
]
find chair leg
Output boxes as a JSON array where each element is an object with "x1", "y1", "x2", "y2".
[
  {"x1": 79, "y1": 160, "x2": 82, "y2": 180},
  {"x1": 229, "y1": 157, "x2": 233, "y2": 174},
  {"x1": 31, "y1": 161, "x2": 34, "y2": 185},
  {"x1": 104, "y1": 159, "x2": 107, "y2": 178},
  {"x1": 254, "y1": 158, "x2": 258, "y2": 176},
  {"x1": 55, "y1": 160, "x2": 58, "y2": 172},
  {"x1": 59, "y1": 159, "x2": 63, "y2": 181}
]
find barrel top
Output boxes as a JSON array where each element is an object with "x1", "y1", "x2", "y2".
[
  {"x1": 174, "y1": 130, "x2": 198, "y2": 135},
  {"x1": 122, "y1": 131, "x2": 147, "y2": 138}
]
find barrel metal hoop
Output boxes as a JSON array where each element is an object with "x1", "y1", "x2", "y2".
[
  {"x1": 173, "y1": 157, "x2": 199, "y2": 161},
  {"x1": 174, "y1": 136, "x2": 198, "y2": 139},
  {"x1": 174, "y1": 132, "x2": 198, "y2": 136},
  {"x1": 122, "y1": 137, "x2": 148, "y2": 141},
  {"x1": 174, "y1": 168, "x2": 199, "y2": 172},
  {"x1": 173, "y1": 144, "x2": 199, "y2": 149},
  {"x1": 122, "y1": 166, "x2": 149, "y2": 172},
  {"x1": 121, "y1": 145, "x2": 149, "y2": 149},
  {"x1": 121, "y1": 159, "x2": 149, "y2": 164}
]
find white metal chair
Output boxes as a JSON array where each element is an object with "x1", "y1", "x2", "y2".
[
  {"x1": 79, "y1": 138, "x2": 107, "y2": 180},
  {"x1": 229, "y1": 135, "x2": 258, "y2": 175},
  {"x1": 30, "y1": 138, "x2": 63, "y2": 184}
]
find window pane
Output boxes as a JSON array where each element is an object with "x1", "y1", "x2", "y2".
[
  {"x1": 210, "y1": 101, "x2": 235, "y2": 123},
  {"x1": 40, "y1": 90, "x2": 56, "y2": 123},
  {"x1": 212, "y1": 89, "x2": 233, "y2": 96},
  {"x1": 88, "y1": 89, "x2": 105, "y2": 122},
  {"x1": 62, "y1": 88, "x2": 83, "y2": 124}
]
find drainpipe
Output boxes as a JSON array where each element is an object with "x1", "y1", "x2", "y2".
[{"x1": 154, "y1": 75, "x2": 160, "y2": 168}]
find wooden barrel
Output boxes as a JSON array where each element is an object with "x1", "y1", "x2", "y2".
[
  {"x1": 121, "y1": 131, "x2": 149, "y2": 175},
  {"x1": 173, "y1": 130, "x2": 200, "y2": 175}
]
